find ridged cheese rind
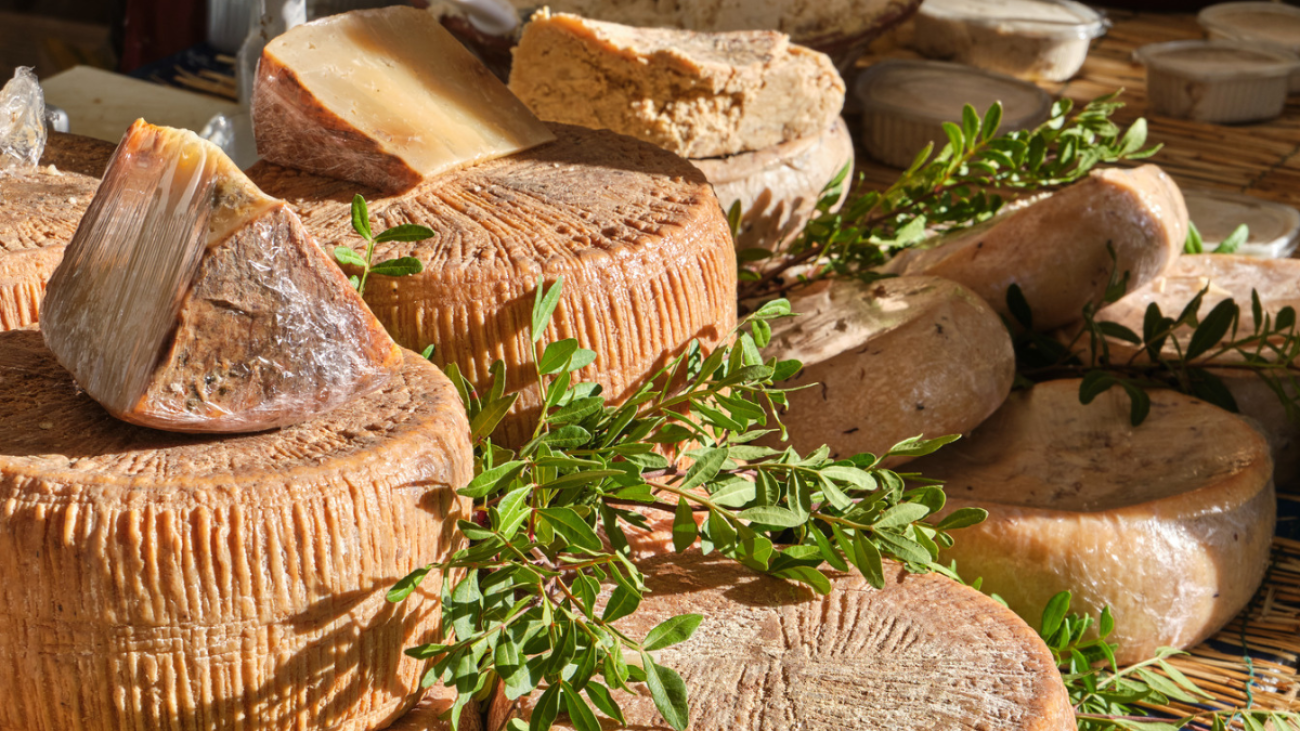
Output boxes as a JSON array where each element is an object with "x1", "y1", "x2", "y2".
[{"x1": 0, "y1": 330, "x2": 473, "y2": 730}]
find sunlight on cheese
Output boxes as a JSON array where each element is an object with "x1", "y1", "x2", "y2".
[{"x1": 254, "y1": 6, "x2": 555, "y2": 192}]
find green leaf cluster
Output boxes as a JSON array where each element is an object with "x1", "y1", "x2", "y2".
[{"x1": 335, "y1": 194, "x2": 432, "y2": 296}]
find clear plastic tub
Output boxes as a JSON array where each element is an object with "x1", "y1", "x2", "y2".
[
  {"x1": 1137, "y1": 40, "x2": 1298, "y2": 124},
  {"x1": 854, "y1": 59, "x2": 1052, "y2": 169},
  {"x1": 911, "y1": 0, "x2": 1106, "y2": 82},
  {"x1": 1182, "y1": 187, "x2": 1300, "y2": 259},
  {"x1": 1198, "y1": 2, "x2": 1300, "y2": 92}
]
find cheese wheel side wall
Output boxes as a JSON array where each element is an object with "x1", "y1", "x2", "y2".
[{"x1": 0, "y1": 247, "x2": 62, "y2": 329}]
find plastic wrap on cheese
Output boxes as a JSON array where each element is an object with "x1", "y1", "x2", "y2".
[
  {"x1": 884, "y1": 164, "x2": 1189, "y2": 330},
  {"x1": 252, "y1": 5, "x2": 555, "y2": 193},
  {"x1": 40, "y1": 119, "x2": 403, "y2": 433},
  {"x1": 0, "y1": 67, "x2": 46, "y2": 172},
  {"x1": 912, "y1": 380, "x2": 1276, "y2": 665}
]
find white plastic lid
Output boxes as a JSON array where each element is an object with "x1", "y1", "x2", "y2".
[
  {"x1": 1183, "y1": 187, "x2": 1300, "y2": 259},
  {"x1": 918, "y1": 0, "x2": 1106, "y2": 39},
  {"x1": 1199, "y1": 2, "x2": 1300, "y2": 53},
  {"x1": 854, "y1": 59, "x2": 1052, "y2": 126},
  {"x1": 1137, "y1": 39, "x2": 1298, "y2": 80}
]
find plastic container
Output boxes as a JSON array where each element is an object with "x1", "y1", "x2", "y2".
[
  {"x1": 911, "y1": 0, "x2": 1106, "y2": 82},
  {"x1": 854, "y1": 59, "x2": 1052, "y2": 169},
  {"x1": 1182, "y1": 187, "x2": 1300, "y2": 258},
  {"x1": 1137, "y1": 40, "x2": 1298, "y2": 124},
  {"x1": 1198, "y1": 2, "x2": 1300, "y2": 92}
]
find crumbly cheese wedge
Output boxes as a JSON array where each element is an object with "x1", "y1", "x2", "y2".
[
  {"x1": 0, "y1": 329, "x2": 472, "y2": 731},
  {"x1": 762, "y1": 276, "x2": 1015, "y2": 463},
  {"x1": 911, "y1": 379, "x2": 1276, "y2": 665},
  {"x1": 250, "y1": 123, "x2": 737, "y2": 446},
  {"x1": 490, "y1": 551, "x2": 1075, "y2": 731},
  {"x1": 693, "y1": 118, "x2": 854, "y2": 252},
  {"x1": 0, "y1": 132, "x2": 113, "y2": 330},
  {"x1": 41, "y1": 120, "x2": 402, "y2": 433},
  {"x1": 885, "y1": 165, "x2": 1189, "y2": 330},
  {"x1": 253, "y1": 5, "x2": 555, "y2": 193},
  {"x1": 509, "y1": 11, "x2": 845, "y2": 158},
  {"x1": 1098, "y1": 254, "x2": 1300, "y2": 486}
]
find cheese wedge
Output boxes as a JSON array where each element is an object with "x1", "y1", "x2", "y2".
[
  {"x1": 253, "y1": 5, "x2": 555, "y2": 193},
  {"x1": 912, "y1": 379, "x2": 1276, "y2": 665},
  {"x1": 1097, "y1": 254, "x2": 1300, "y2": 487},
  {"x1": 762, "y1": 276, "x2": 1015, "y2": 463},
  {"x1": 0, "y1": 329, "x2": 472, "y2": 731},
  {"x1": 250, "y1": 123, "x2": 737, "y2": 446},
  {"x1": 489, "y1": 551, "x2": 1075, "y2": 731},
  {"x1": 41, "y1": 120, "x2": 403, "y2": 433},
  {"x1": 885, "y1": 165, "x2": 1189, "y2": 330}
]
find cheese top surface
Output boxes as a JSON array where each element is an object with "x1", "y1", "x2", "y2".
[
  {"x1": 546, "y1": 13, "x2": 788, "y2": 66},
  {"x1": 1204, "y1": 5, "x2": 1300, "y2": 48},
  {"x1": 857, "y1": 61, "x2": 1048, "y2": 122}
]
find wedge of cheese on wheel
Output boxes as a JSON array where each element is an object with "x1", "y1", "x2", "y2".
[
  {"x1": 693, "y1": 118, "x2": 854, "y2": 252},
  {"x1": 0, "y1": 329, "x2": 472, "y2": 731},
  {"x1": 253, "y1": 5, "x2": 555, "y2": 193},
  {"x1": 0, "y1": 132, "x2": 114, "y2": 330},
  {"x1": 249, "y1": 123, "x2": 737, "y2": 446},
  {"x1": 910, "y1": 379, "x2": 1276, "y2": 666},
  {"x1": 508, "y1": 12, "x2": 845, "y2": 158},
  {"x1": 41, "y1": 120, "x2": 403, "y2": 433},
  {"x1": 489, "y1": 550, "x2": 1075, "y2": 731},
  {"x1": 884, "y1": 165, "x2": 1189, "y2": 330},
  {"x1": 761, "y1": 276, "x2": 1015, "y2": 463}
]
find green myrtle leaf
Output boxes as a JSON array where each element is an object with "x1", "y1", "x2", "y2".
[
  {"x1": 937, "y1": 507, "x2": 987, "y2": 530},
  {"x1": 585, "y1": 682, "x2": 625, "y2": 724},
  {"x1": 368, "y1": 256, "x2": 424, "y2": 277},
  {"x1": 1039, "y1": 591, "x2": 1071, "y2": 639},
  {"x1": 672, "y1": 499, "x2": 697, "y2": 553},
  {"x1": 1005, "y1": 284, "x2": 1033, "y2": 329},
  {"x1": 529, "y1": 684, "x2": 562, "y2": 731},
  {"x1": 981, "y1": 102, "x2": 1003, "y2": 140},
  {"x1": 539, "y1": 339, "x2": 580, "y2": 375},
  {"x1": 809, "y1": 526, "x2": 849, "y2": 571},
  {"x1": 459, "y1": 460, "x2": 527, "y2": 499},
  {"x1": 387, "y1": 566, "x2": 431, "y2": 602},
  {"x1": 1215, "y1": 223, "x2": 1248, "y2": 254},
  {"x1": 738, "y1": 506, "x2": 803, "y2": 528},
  {"x1": 470, "y1": 394, "x2": 520, "y2": 442},
  {"x1": 602, "y1": 583, "x2": 641, "y2": 623},
  {"x1": 532, "y1": 276, "x2": 565, "y2": 342},
  {"x1": 643, "y1": 614, "x2": 704, "y2": 651},
  {"x1": 774, "y1": 565, "x2": 832, "y2": 594},
  {"x1": 679, "y1": 447, "x2": 728, "y2": 490},
  {"x1": 562, "y1": 681, "x2": 601, "y2": 731},
  {"x1": 350, "y1": 194, "x2": 372, "y2": 241},
  {"x1": 874, "y1": 502, "x2": 931, "y2": 529},
  {"x1": 1186, "y1": 298, "x2": 1238, "y2": 360},
  {"x1": 333, "y1": 246, "x2": 367, "y2": 268},
  {"x1": 850, "y1": 534, "x2": 885, "y2": 589},
  {"x1": 640, "y1": 652, "x2": 690, "y2": 731},
  {"x1": 874, "y1": 530, "x2": 933, "y2": 565},
  {"x1": 539, "y1": 425, "x2": 592, "y2": 449},
  {"x1": 373, "y1": 223, "x2": 435, "y2": 243},
  {"x1": 537, "y1": 508, "x2": 603, "y2": 552}
]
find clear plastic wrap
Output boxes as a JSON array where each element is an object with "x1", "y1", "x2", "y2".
[
  {"x1": 913, "y1": 380, "x2": 1277, "y2": 665},
  {"x1": 40, "y1": 119, "x2": 403, "y2": 433},
  {"x1": 0, "y1": 67, "x2": 47, "y2": 173}
]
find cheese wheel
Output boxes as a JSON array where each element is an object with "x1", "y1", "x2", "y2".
[
  {"x1": 250, "y1": 123, "x2": 738, "y2": 445},
  {"x1": 885, "y1": 165, "x2": 1189, "y2": 330},
  {"x1": 692, "y1": 118, "x2": 854, "y2": 252},
  {"x1": 1097, "y1": 254, "x2": 1300, "y2": 487},
  {"x1": 762, "y1": 275, "x2": 1015, "y2": 463},
  {"x1": 0, "y1": 330, "x2": 473, "y2": 730},
  {"x1": 912, "y1": 379, "x2": 1276, "y2": 665},
  {"x1": 489, "y1": 551, "x2": 1075, "y2": 730},
  {"x1": 0, "y1": 132, "x2": 113, "y2": 330}
]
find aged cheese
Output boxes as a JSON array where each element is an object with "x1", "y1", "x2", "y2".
[
  {"x1": 1098, "y1": 254, "x2": 1300, "y2": 487},
  {"x1": 762, "y1": 276, "x2": 1015, "y2": 463},
  {"x1": 42, "y1": 120, "x2": 403, "y2": 433},
  {"x1": 508, "y1": 12, "x2": 845, "y2": 158},
  {"x1": 692, "y1": 118, "x2": 853, "y2": 252},
  {"x1": 885, "y1": 165, "x2": 1189, "y2": 330},
  {"x1": 249, "y1": 123, "x2": 737, "y2": 446},
  {"x1": 912, "y1": 379, "x2": 1276, "y2": 665},
  {"x1": 0, "y1": 132, "x2": 113, "y2": 330},
  {"x1": 253, "y1": 5, "x2": 555, "y2": 193},
  {"x1": 490, "y1": 551, "x2": 1074, "y2": 731},
  {"x1": 0, "y1": 329, "x2": 472, "y2": 730}
]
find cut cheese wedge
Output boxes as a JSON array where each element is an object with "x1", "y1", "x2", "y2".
[
  {"x1": 0, "y1": 329, "x2": 472, "y2": 731},
  {"x1": 253, "y1": 5, "x2": 555, "y2": 193},
  {"x1": 762, "y1": 276, "x2": 1015, "y2": 463},
  {"x1": 489, "y1": 551, "x2": 1075, "y2": 731},
  {"x1": 0, "y1": 132, "x2": 114, "y2": 330},
  {"x1": 41, "y1": 120, "x2": 403, "y2": 433},
  {"x1": 250, "y1": 123, "x2": 737, "y2": 446},
  {"x1": 884, "y1": 165, "x2": 1189, "y2": 330},
  {"x1": 911, "y1": 379, "x2": 1276, "y2": 665}
]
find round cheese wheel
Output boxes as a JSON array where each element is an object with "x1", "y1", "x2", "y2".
[
  {"x1": 0, "y1": 132, "x2": 113, "y2": 330},
  {"x1": 489, "y1": 551, "x2": 1075, "y2": 730},
  {"x1": 1098, "y1": 254, "x2": 1300, "y2": 487},
  {"x1": 912, "y1": 379, "x2": 1276, "y2": 665},
  {"x1": 250, "y1": 123, "x2": 737, "y2": 446},
  {"x1": 0, "y1": 330, "x2": 473, "y2": 730},
  {"x1": 762, "y1": 275, "x2": 1014, "y2": 463},
  {"x1": 692, "y1": 118, "x2": 854, "y2": 253}
]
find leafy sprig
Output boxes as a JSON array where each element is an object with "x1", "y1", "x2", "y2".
[
  {"x1": 1184, "y1": 221, "x2": 1248, "y2": 255},
  {"x1": 335, "y1": 194, "x2": 431, "y2": 296}
]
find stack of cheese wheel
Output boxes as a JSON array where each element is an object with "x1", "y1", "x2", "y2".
[
  {"x1": 1098, "y1": 254, "x2": 1300, "y2": 488},
  {"x1": 0, "y1": 329, "x2": 473, "y2": 729},
  {"x1": 910, "y1": 379, "x2": 1276, "y2": 665},
  {"x1": 0, "y1": 132, "x2": 113, "y2": 330},
  {"x1": 250, "y1": 123, "x2": 738, "y2": 446}
]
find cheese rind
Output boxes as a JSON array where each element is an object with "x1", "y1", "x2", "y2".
[
  {"x1": 885, "y1": 165, "x2": 1189, "y2": 330},
  {"x1": 254, "y1": 5, "x2": 555, "y2": 193},
  {"x1": 508, "y1": 12, "x2": 845, "y2": 158},
  {"x1": 913, "y1": 379, "x2": 1276, "y2": 665},
  {"x1": 41, "y1": 120, "x2": 403, "y2": 433}
]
